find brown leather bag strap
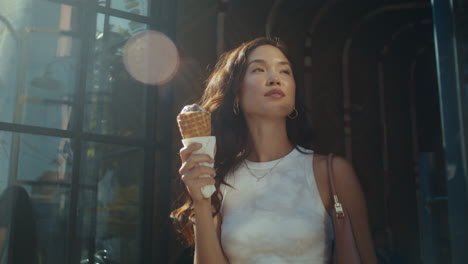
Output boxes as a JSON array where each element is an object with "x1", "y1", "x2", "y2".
[
  {"x1": 326, "y1": 153, "x2": 362, "y2": 264},
  {"x1": 327, "y1": 153, "x2": 345, "y2": 218},
  {"x1": 327, "y1": 153, "x2": 337, "y2": 197}
]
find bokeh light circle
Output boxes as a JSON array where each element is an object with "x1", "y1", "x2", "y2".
[{"x1": 123, "y1": 30, "x2": 180, "y2": 85}]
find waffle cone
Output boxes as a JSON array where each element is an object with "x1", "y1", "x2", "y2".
[{"x1": 177, "y1": 111, "x2": 211, "y2": 138}]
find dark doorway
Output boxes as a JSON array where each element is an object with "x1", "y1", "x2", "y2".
[{"x1": 267, "y1": 0, "x2": 447, "y2": 263}]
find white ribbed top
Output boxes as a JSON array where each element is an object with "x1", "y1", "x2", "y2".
[{"x1": 220, "y1": 147, "x2": 333, "y2": 264}]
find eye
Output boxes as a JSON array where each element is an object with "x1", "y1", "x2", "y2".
[
  {"x1": 281, "y1": 69, "x2": 291, "y2": 75},
  {"x1": 252, "y1": 67, "x2": 264, "y2": 73}
]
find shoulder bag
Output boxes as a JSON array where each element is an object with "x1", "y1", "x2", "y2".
[{"x1": 327, "y1": 153, "x2": 362, "y2": 264}]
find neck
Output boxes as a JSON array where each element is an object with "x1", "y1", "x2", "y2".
[{"x1": 244, "y1": 116, "x2": 294, "y2": 162}]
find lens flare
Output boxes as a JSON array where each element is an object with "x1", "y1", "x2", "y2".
[{"x1": 123, "y1": 30, "x2": 179, "y2": 85}]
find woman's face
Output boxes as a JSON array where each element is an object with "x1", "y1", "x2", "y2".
[{"x1": 238, "y1": 45, "x2": 296, "y2": 119}]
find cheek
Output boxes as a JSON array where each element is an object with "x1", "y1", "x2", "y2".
[
  {"x1": 286, "y1": 84, "x2": 296, "y2": 110},
  {"x1": 243, "y1": 77, "x2": 263, "y2": 90},
  {"x1": 239, "y1": 89, "x2": 256, "y2": 109},
  {"x1": 240, "y1": 79, "x2": 263, "y2": 100},
  {"x1": 287, "y1": 82, "x2": 296, "y2": 100}
]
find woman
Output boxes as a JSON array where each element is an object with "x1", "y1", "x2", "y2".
[{"x1": 171, "y1": 37, "x2": 377, "y2": 264}]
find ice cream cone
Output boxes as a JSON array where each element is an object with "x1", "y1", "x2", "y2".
[
  {"x1": 177, "y1": 111, "x2": 211, "y2": 139},
  {"x1": 177, "y1": 104, "x2": 215, "y2": 198}
]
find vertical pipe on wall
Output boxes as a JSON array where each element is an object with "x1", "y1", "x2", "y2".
[
  {"x1": 265, "y1": 0, "x2": 284, "y2": 37},
  {"x1": 217, "y1": 0, "x2": 229, "y2": 57},
  {"x1": 303, "y1": 35, "x2": 313, "y2": 103},
  {"x1": 377, "y1": 60, "x2": 390, "y2": 232},
  {"x1": 342, "y1": 38, "x2": 353, "y2": 160},
  {"x1": 409, "y1": 54, "x2": 426, "y2": 263}
]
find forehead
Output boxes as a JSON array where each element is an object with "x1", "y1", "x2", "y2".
[{"x1": 247, "y1": 45, "x2": 289, "y2": 62}]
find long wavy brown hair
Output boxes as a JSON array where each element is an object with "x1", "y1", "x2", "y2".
[{"x1": 170, "y1": 37, "x2": 314, "y2": 245}]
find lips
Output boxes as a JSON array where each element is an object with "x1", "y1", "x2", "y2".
[{"x1": 264, "y1": 89, "x2": 285, "y2": 98}]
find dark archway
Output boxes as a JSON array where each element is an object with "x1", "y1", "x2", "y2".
[{"x1": 268, "y1": 0, "x2": 446, "y2": 262}]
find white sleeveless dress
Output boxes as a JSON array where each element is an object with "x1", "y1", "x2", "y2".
[{"x1": 220, "y1": 147, "x2": 333, "y2": 264}]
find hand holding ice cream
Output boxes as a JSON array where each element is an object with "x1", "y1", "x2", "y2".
[{"x1": 177, "y1": 104, "x2": 216, "y2": 198}]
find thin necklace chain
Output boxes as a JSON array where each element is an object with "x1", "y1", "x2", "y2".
[{"x1": 244, "y1": 155, "x2": 286, "y2": 182}]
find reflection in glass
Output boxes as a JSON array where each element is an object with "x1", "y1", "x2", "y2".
[
  {"x1": 0, "y1": 185, "x2": 39, "y2": 264},
  {"x1": 0, "y1": 132, "x2": 72, "y2": 264},
  {"x1": 0, "y1": 131, "x2": 12, "y2": 193},
  {"x1": 78, "y1": 141, "x2": 143, "y2": 264},
  {"x1": 0, "y1": 2, "x2": 80, "y2": 130},
  {"x1": 99, "y1": 0, "x2": 150, "y2": 17},
  {"x1": 32, "y1": 181, "x2": 70, "y2": 264},
  {"x1": 85, "y1": 14, "x2": 149, "y2": 138},
  {"x1": 16, "y1": 133, "x2": 73, "y2": 182}
]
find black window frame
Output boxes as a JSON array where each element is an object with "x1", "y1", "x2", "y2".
[{"x1": 0, "y1": 0, "x2": 177, "y2": 263}]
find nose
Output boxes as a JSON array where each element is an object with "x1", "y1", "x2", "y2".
[{"x1": 267, "y1": 74, "x2": 281, "y2": 86}]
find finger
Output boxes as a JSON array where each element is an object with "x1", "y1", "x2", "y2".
[
  {"x1": 179, "y1": 154, "x2": 214, "y2": 175},
  {"x1": 179, "y1": 143, "x2": 202, "y2": 162},
  {"x1": 184, "y1": 176, "x2": 216, "y2": 190},
  {"x1": 181, "y1": 166, "x2": 216, "y2": 182}
]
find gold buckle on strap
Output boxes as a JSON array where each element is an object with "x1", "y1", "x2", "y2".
[{"x1": 333, "y1": 195, "x2": 345, "y2": 218}]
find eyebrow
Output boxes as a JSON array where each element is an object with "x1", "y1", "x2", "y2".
[{"x1": 247, "y1": 59, "x2": 291, "y2": 67}]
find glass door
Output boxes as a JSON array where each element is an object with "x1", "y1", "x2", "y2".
[{"x1": 431, "y1": 0, "x2": 468, "y2": 263}]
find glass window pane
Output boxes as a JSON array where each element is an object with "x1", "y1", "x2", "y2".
[
  {"x1": 77, "y1": 141, "x2": 143, "y2": 264},
  {"x1": 0, "y1": 2, "x2": 81, "y2": 130},
  {"x1": 2, "y1": 132, "x2": 73, "y2": 185},
  {"x1": 84, "y1": 14, "x2": 149, "y2": 138},
  {"x1": 0, "y1": 132, "x2": 72, "y2": 264},
  {"x1": 17, "y1": 134, "x2": 73, "y2": 182},
  {"x1": 99, "y1": 0, "x2": 150, "y2": 17}
]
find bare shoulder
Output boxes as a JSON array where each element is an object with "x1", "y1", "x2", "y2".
[
  {"x1": 312, "y1": 153, "x2": 329, "y2": 172},
  {"x1": 313, "y1": 153, "x2": 328, "y2": 162},
  {"x1": 312, "y1": 153, "x2": 363, "y2": 211},
  {"x1": 316, "y1": 153, "x2": 355, "y2": 175},
  {"x1": 329, "y1": 155, "x2": 362, "y2": 192}
]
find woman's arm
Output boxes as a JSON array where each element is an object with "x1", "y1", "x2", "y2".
[
  {"x1": 179, "y1": 143, "x2": 229, "y2": 264},
  {"x1": 332, "y1": 156, "x2": 378, "y2": 264},
  {"x1": 193, "y1": 205, "x2": 229, "y2": 264}
]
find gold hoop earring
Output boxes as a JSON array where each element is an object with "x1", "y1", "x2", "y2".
[
  {"x1": 288, "y1": 108, "x2": 298, "y2": 119},
  {"x1": 233, "y1": 102, "x2": 240, "y2": 115}
]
